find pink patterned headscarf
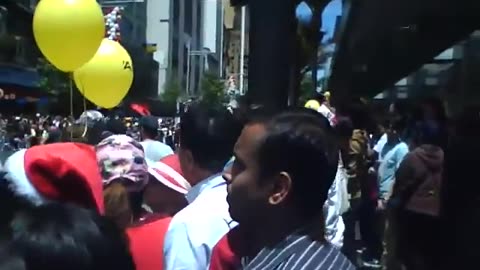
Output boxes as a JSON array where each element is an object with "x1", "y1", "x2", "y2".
[{"x1": 95, "y1": 134, "x2": 148, "y2": 192}]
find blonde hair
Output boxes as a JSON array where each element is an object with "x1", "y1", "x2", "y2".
[{"x1": 103, "y1": 183, "x2": 132, "y2": 230}]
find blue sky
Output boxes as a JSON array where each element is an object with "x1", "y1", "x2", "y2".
[{"x1": 295, "y1": 0, "x2": 343, "y2": 44}]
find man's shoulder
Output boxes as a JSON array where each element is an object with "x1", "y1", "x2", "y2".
[
  {"x1": 170, "y1": 188, "x2": 231, "y2": 227},
  {"x1": 150, "y1": 140, "x2": 172, "y2": 149},
  {"x1": 300, "y1": 243, "x2": 354, "y2": 269},
  {"x1": 165, "y1": 199, "x2": 235, "y2": 251}
]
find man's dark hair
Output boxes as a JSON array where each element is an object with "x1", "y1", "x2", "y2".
[
  {"x1": 387, "y1": 116, "x2": 407, "y2": 133},
  {"x1": 105, "y1": 118, "x2": 127, "y2": 135},
  {"x1": 337, "y1": 98, "x2": 373, "y2": 131},
  {"x1": 256, "y1": 108, "x2": 338, "y2": 218},
  {"x1": 0, "y1": 174, "x2": 32, "y2": 236},
  {"x1": 139, "y1": 116, "x2": 159, "y2": 138},
  {"x1": 180, "y1": 104, "x2": 243, "y2": 172},
  {"x1": 6, "y1": 203, "x2": 135, "y2": 270},
  {"x1": 334, "y1": 116, "x2": 354, "y2": 139}
]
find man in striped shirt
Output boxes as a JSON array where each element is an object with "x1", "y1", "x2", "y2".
[{"x1": 225, "y1": 108, "x2": 355, "y2": 270}]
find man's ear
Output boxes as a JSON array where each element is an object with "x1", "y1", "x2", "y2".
[{"x1": 268, "y1": 172, "x2": 292, "y2": 205}]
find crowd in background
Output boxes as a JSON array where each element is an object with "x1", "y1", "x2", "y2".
[
  {"x1": 0, "y1": 96, "x2": 478, "y2": 270},
  {"x1": 0, "y1": 113, "x2": 179, "y2": 160}
]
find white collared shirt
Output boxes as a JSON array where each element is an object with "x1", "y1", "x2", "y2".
[{"x1": 163, "y1": 174, "x2": 237, "y2": 270}]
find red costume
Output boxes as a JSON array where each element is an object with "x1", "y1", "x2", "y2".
[
  {"x1": 127, "y1": 154, "x2": 189, "y2": 270},
  {"x1": 209, "y1": 227, "x2": 244, "y2": 270},
  {"x1": 127, "y1": 215, "x2": 172, "y2": 270}
]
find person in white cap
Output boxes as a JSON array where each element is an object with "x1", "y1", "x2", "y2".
[
  {"x1": 144, "y1": 154, "x2": 190, "y2": 216},
  {"x1": 127, "y1": 154, "x2": 190, "y2": 270}
]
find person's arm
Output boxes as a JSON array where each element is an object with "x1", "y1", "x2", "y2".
[{"x1": 390, "y1": 153, "x2": 416, "y2": 207}]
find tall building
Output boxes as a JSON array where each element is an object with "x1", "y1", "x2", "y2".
[
  {"x1": 0, "y1": 0, "x2": 41, "y2": 96},
  {"x1": 146, "y1": 0, "x2": 170, "y2": 95},
  {"x1": 170, "y1": 0, "x2": 225, "y2": 96},
  {"x1": 224, "y1": 5, "x2": 249, "y2": 94}
]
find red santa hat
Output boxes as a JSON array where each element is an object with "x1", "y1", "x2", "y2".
[
  {"x1": 146, "y1": 154, "x2": 190, "y2": 194},
  {"x1": 3, "y1": 143, "x2": 104, "y2": 214}
]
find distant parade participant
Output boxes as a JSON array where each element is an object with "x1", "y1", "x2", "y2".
[{"x1": 139, "y1": 116, "x2": 174, "y2": 161}]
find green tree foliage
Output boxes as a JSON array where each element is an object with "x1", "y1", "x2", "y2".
[
  {"x1": 160, "y1": 76, "x2": 181, "y2": 105},
  {"x1": 200, "y1": 72, "x2": 227, "y2": 108},
  {"x1": 37, "y1": 57, "x2": 71, "y2": 95},
  {"x1": 297, "y1": 0, "x2": 331, "y2": 70},
  {"x1": 299, "y1": 74, "x2": 315, "y2": 105}
]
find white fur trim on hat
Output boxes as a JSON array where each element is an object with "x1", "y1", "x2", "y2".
[{"x1": 3, "y1": 149, "x2": 47, "y2": 205}]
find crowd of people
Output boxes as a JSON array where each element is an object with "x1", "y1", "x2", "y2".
[{"x1": 0, "y1": 97, "x2": 477, "y2": 270}]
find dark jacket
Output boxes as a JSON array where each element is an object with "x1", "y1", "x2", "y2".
[{"x1": 392, "y1": 144, "x2": 443, "y2": 216}]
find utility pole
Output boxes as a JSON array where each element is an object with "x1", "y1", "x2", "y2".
[
  {"x1": 186, "y1": 49, "x2": 214, "y2": 96},
  {"x1": 246, "y1": 0, "x2": 297, "y2": 110},
  {"x1": 239, "y1": 6, "x2": 246, "y2": 95}
]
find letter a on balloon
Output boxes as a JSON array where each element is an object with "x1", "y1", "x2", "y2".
[{"x1": 74, "y1": 39, "x2": 134, "y2": 109}]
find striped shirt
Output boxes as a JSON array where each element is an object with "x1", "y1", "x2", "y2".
[{"x1": 241, "y1": 232, "x2": 355, "y2": 270}]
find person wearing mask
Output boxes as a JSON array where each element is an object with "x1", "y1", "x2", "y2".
[
  {"x1": 163, "y1": 104, "x2": 242, "y2": 270},
  {"x1": 139, "y1": 116, "x2": 173, "y2": 161},
  {"x1": 224, "y1": 108, "x2": 354, "y2": 269}
]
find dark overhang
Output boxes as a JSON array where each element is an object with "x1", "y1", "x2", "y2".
[{"x1": 328, "y1": 0, "x2": 480, "y2": 100}]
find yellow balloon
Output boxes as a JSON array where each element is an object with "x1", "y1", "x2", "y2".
[
  {"x1": 33, "y1": 0, "x2": 105, "y2": 72},
  {"x1": 74, "y1": 39, "x2": 133, "y2": 109},
  {"x1": 305, "y1": 99, "x2": 321, "y2": 111}
]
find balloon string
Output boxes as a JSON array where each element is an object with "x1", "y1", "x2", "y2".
[
  {"x1": 69, "y1": 73, "x2": 74, "y2": 140},
  {"x1": 80, "y1": 79, "x2": 88, "y2": 138}
]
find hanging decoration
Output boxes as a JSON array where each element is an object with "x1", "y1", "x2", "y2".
[{"x1": 103, "y1": 6, "x2": 124, "y2": 41}]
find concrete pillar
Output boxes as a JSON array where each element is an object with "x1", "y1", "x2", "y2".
[{"x1": 247, "y1": 0, "x2": 297, "y2": 110}]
